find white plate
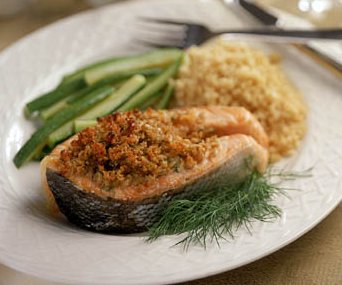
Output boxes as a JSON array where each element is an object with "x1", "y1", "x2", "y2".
[{"x1": 0, "y1": 0, "x2": 341, "y2": 284}]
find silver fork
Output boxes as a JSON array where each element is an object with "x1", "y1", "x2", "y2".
[{"x1": 137, "y1": 18, "x2": 342, "y2": 49}]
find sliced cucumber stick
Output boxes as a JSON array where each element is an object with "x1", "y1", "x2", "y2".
[
  {"x1": 61, "y1": 54, "x2": 133, "y2": 84},
  {"x1": 40, "y1": 99, "x2": 69, "y2": 121},
  {"x1": 140, "y1": 92, "x2": 163, "y2": 110},
  {"x1": 118, "y1": 60, "x2": 181, "y2": 112},
  {"x1": 40, "y1": 82, "x2": 115, "y2": 121},
  {"x1": 47, "y1": 85, "x2": 116, "y2": 147},
  {"x1": 14, "y1": 86, "x2": 114, "y2": 168},
  {"x1": 25, "y1": 78, "x2": 85, "y2": 116},
  {"x1": 93, "y1": 68, "x2": 161, "y2": 87},
  {"x1": 77, "y1": 75, "x2": 146, "y2": 120},
  {"x1": 85, "y1": 49, "x2": 182, "y2": 85},
  {"x1": 47, "y1": 122, "x2": 74, "y2": 148},
  {"x1": 156, "y1": 81, "x2": 175, "y2": 109},
  {"x1": 74, "y1": 119, "x2": 97, "y2": 132},
  {"x1": 46, "y1": 75, "x2": 145, "y2": 147}
]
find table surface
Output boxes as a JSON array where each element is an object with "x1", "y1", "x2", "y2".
[{"x1": 0, "y1": 1, "x2": 341, "y2": 284}]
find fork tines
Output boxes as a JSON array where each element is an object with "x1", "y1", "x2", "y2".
[{"x1": 137, "y1": 17, "x2": 194, "y2": 49}]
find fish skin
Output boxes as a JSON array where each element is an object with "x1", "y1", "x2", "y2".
[{"x1": 46, "y1": 135, "x2": 266, "y2": 233}]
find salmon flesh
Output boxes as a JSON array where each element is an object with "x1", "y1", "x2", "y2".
[{"x1": 41, "y1": 106, "x2": 269, "y2": 233}]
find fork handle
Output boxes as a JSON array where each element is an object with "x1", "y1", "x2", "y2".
[{"x1": 217, "y1": 28, "x2": 342, "y2": 41}]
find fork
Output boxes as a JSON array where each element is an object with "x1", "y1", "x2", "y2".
[{"x1": 137, "y1": 18, "x2": 342, "y2": 49}]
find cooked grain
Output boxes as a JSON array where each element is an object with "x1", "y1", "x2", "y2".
[{"x1": 174, "y1": 41, "x2": 307, "y2": 161}]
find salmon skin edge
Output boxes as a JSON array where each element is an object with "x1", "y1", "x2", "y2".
[{"x1": 46, "y1": 153, "x2": 254, "y2": 234}]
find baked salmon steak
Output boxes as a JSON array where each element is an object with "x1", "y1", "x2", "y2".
[{"x1": 41, "y1": 106, "x2": 269, "y2": 233}]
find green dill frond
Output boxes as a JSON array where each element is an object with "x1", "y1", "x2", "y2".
[{"x1": 147, "y1": 169, "x2": 311, "y2": 249}]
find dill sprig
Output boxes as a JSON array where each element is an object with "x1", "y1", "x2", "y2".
[{"x1": 147, "y1": 169, "x2": 310, "y2": 249}]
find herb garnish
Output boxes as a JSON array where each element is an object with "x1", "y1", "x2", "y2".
[{"x1": 147, "y1": 169, "x2": 310, "y2": 249}]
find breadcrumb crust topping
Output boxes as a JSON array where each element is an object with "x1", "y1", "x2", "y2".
[{"x1": 58, "y1": 109, "x2": 218, "y2": 191}]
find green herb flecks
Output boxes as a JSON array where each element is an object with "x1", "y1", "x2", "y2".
[{"x1": 147, "y1": 169, "x2": 311, "y2": 249}]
